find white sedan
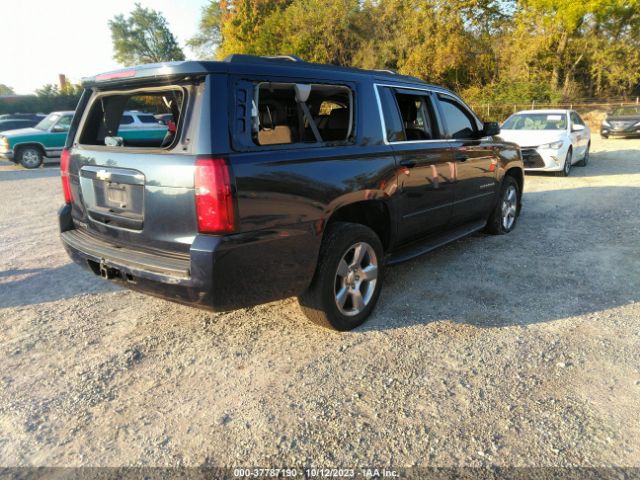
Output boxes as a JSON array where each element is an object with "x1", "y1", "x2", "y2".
[{"x1": 499, "y1": 109, "x2": 591, "y2": 177}]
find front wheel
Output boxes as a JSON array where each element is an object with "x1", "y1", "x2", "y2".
[
  {"x1": 298, "y1": 222, "x2": 384, "y2": 331},
  {"x1": 485, "y1": 176, "x2": 520, "y2": 235},
  {"x1": 17, "y1": 147, "x2": 43, "y2": 169},
  {"x1": 577, "y1": 143, "x2": 590, "y2": 167},
  {"x1": 556, "y1": 148, "x2": 572, "y2": 177}
]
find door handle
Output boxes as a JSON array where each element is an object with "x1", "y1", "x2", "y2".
[
  {"x1": 399, "y1": 159, "x2": 417, "y2": 168},
  {"x1": 455, "y1": 153, "x2": 469, "y2": 162}
]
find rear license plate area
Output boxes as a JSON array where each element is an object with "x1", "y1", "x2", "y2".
[{"x1": 79, "y1": 166, "x2": 145, "y2": 230}]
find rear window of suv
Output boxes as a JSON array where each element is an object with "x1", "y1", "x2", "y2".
[{"x1": 78, "y1": 88, "x2": 184, "y2": 149}]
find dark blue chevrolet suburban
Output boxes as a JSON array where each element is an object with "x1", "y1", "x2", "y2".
[{"x1": 59, "y1": 55, "x2": 523, "y2": 330}]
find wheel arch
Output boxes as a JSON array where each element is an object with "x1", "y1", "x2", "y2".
[
  {"x1": 503, "y1": 167, "x2": 524, "y2": 213},
  {"x1": 504, "y1": 166, "x2": 523, "y2": 196},
  {"x1": 13, "y1": 142, "x2": 46, "y2": 157},
  {"x1": 322, "y1": 199, "x2": 393, "y2": 252}
]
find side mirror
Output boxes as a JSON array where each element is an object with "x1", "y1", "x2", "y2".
[
  {"x1": 52, "y1": 125, "x2": 68, "y2": 133},
  {"x1": 482, "y1": 121, "x2": 500, "y2": 137},
  {"x1": 572, "y1": 124, "x2": 585, "y2": 132}
]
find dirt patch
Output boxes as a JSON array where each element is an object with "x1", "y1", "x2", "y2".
[{"x1": 1, "y1": 136, "x2": 639, "y2": 467}]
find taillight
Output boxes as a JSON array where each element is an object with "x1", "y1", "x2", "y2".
[
  {"x1": 194, "y1": 157, "x2": 235, "y2": 234},
  {"x1": 60, "y1": 148, "x2": 72, "y2": 204}
]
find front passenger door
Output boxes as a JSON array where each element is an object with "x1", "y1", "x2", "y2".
[
  {"x1": 435, "y1": 94, "x2": 498, "y2": 226},
  {"x1": 47, "y1": 114, "x2": 72, "y2": 157}
]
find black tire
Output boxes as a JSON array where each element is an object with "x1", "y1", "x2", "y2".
[
  {"x1": 555, "y1": 147, "x2": 572, "y2": 177},
  {"x1": 601, "y1": 134, "x2": 609, "y2": 139},
  {"x1": 17, "y1": 146, "x2": 43, "y2": 169},
  {"x1": 485, "y1": 175, "x2": 520, "y2": 235},
  {"x1": 298, "y1": 222, "x2": 384, "y2": 331},
  {"x1": 577, "y1": 142, "x2": 590, "y2": 167}
]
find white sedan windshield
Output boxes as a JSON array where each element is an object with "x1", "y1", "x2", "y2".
[{"x1": 503, "y1": 113, "x2": 567, "y2": 131}]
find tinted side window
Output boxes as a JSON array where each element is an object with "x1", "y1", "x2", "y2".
[
  {"x1": 438, "y1": 96, "x2": 476, "y2": 139},
  {"x1": 56, "y1": 115, "x2": 72, "y2": 131},
  {"x1": 119, "y1": 115, "x2": 134, "y2": 126},
  {"x1": 394, "y1": 92, "x2": 437, "y2": 141},
  {"x1": 571, "y1": 112, "x2": 584, "y2": 126}
]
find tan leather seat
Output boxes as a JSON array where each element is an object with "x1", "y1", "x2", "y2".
[{"x1": 258, "y1": 104, "x2": 293, "y2": 145}]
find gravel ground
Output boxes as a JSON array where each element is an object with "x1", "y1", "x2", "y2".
[{"x1": 0, "y1": 136, "x2": 639, "y2": 468}]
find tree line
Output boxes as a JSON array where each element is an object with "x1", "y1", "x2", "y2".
[
  {"x1": 188, "y1": 0, "x2": 640, "y2": 104},
  {"x1": 3, "y1": 1, "x2": 639, "y2": 115}
]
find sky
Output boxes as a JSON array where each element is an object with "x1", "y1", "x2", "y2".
[{"x1": 2, "y1": 0, "x2": 210, "y2": 94}]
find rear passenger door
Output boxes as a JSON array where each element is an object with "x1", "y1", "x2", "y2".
[
  {"x1": 377, "y1": 86, "x2": 454, "y2": 244},
  {"x1": 435, "y1": 94, "x2": 497, "y2": 226}
]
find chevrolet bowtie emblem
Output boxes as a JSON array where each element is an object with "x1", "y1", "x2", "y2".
[{"x1": 96, "y1": 169, "x2": 111, "y2": 181}]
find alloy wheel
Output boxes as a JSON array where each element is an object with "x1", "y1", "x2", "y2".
[
  {"x1": 334, "y1": 241, "x2": 378, "y2": 317},
  {"x1": 501, "y1": 185, "x2": 518, "y2": 231},
  {"x1": 21, "y1": 149, "x2": 41, "y2": 168},
  {"x1": 564, "y1": 150, "x2": 572, "y2": 175}
]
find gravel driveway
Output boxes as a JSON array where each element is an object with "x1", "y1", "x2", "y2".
[{"x1": 1, "y1": 136, "x2": 639, "y2": 468}]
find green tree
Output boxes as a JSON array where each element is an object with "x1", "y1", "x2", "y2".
[
  {"x1": 109, "y1": 3, "x2": 185, "y2": 66},
  {"x1": 189, "y1": 0, "x2": 640, "y2": 101},
  {"x1": 187, "y1": 1, "x2": 224, "y2": 58},
  {"x1": 0, "y1": 84, "x2": 15, "y2": 95}
]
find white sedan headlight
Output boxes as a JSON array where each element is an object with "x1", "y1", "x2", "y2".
[
  {"x1": 634, "y1": 121, "x2": 640, "y2": 127},
  {"x1": 602, "y1": 120, "x2": 612, "y2": 127},
  {"x1": 538, "y1": 140, "x2": 564, "y2": 150}
]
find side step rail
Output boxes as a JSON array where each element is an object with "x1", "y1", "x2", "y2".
[{"x1": 386, "y1": 220, "x2": 486, "y2": 265}]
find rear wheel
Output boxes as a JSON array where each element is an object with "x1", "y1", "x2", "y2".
[
  {"x1": 485, "y1": 176, "x2": 520, "y2": 235},
  {"x1": 17, "y1": 147, "x2": 43, "y2": 169},
  {"x1": 298, "y1": 222, "x2": 384, "y2": 331}
]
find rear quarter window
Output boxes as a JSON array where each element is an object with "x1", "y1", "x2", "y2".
[{"x1": 234, "y1": 81, "x2": 354, "y2": 149}]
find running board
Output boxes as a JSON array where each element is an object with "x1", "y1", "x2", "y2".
[{"x1": 386, "y1": 220, "x2": 487, "y2": 265}]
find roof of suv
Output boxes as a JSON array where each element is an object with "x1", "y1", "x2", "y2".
[{"x1": 82, "y1": 54, "x2": 451, "y2": 94}]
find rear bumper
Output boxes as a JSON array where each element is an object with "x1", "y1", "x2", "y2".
[{"x1": 58, "y1": 204, "x2": 319, "y2": 311}]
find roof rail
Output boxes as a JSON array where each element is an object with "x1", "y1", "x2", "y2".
[
  {"x1": 262, "y1": 55, "x2": 304, "y2": 62},
  {"x1": 373, "y1": 69, "x2": 398, "y2": 75},
  {"x1": 223, "y1": 54, "x2": 304, "y2": 64}
]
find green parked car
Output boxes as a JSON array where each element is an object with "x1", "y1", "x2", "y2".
[
  {"x1": 0, "y1": 110, "x2": 168, "y2": 168},
  {"x1": 0, "y1": 111, "x2": 74, "y2": 168}
]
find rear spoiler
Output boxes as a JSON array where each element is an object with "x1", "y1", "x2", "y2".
[{"x1": 81, "y1": 61, "x2": 211, "y2": 88}]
